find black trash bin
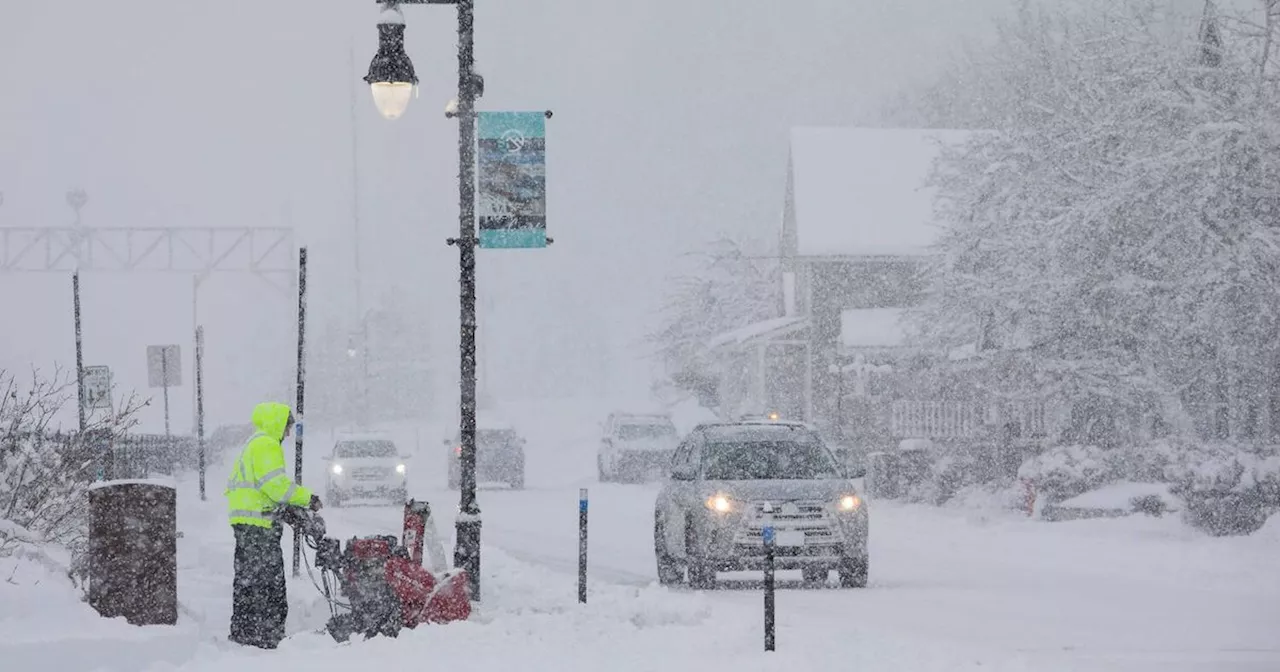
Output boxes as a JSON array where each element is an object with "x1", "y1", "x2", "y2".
[{"x1": 88, "y1": 480, "x2": 178, "y2": 626}]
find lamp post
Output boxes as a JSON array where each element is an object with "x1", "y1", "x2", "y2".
[
  {"x1": 363, "y1": 0, "x2": 484, "y2": 601},
  {"x1": 345, "y1": 316, "x2": 372, "y2": 428}
]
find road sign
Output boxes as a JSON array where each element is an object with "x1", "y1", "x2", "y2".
[
  {"x1": 147, "y1": 345, "x2": 182, "y2": 388},
  {"x1": 83, "y1": 365, "x2": 113, "y2": 411}
]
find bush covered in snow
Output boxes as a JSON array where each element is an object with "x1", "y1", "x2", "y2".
[
  {"x1": 1158, "y1": 442, "x2": 1280, "y2": 536},
  {"x1": 1017, "y1": 445, "x2": 1114, "y2": 504},
  {"x1": 0, "y1": 369, "x2": 143, "y2": 574},
  {"x1": 1017, "y1": 439, "x2": 1280, "y2": 535}
]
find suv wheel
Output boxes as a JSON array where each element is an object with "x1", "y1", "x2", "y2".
[
  {"x1": 684, "y1": 519, "x2": 715, "y2": 590},
  {"x1": 839, "y1": 555, "x2": 869, "y2": 588},
  {"x1": 327, "y1": 484, "x2": 343, "y2": 508},
  {"x1": 654, "y1": 515, "x2": 681, "y2": 586},
  {"x1": 597, "y1": 455, "x2": 609, "y2": 483}
]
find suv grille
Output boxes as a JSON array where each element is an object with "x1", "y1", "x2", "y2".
[
  {"x1": 352, "y1": 467, "x2": 393, "y2": 481},
  {"x1": 734, "y1": 500, "x2": 842, "y2": 548},
  {"x1": 746, "y1": 500, "x2": 826, "y2": 521}
]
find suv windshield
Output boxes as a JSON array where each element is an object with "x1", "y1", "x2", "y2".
[
  {"x1": 618, "y1": 423, "x2": 675, "y2": 441},
  {"x1": 701, "y1": 435, "x2": 840, "y2": 480},
  {"x1": 335, "y1": 440, "x2": 397, "y2": 458},
  {"x1": 477, "y1": 430, "x2": 518, "y2": 448}
]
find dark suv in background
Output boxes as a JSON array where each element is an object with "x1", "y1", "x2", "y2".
[{"x1": 444, "y1": 425, "x2": 526, "y2": 490}]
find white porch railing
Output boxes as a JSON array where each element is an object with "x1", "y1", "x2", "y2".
[{"x1": 890, "y1": 401, "x2": 983, "y2": 439}]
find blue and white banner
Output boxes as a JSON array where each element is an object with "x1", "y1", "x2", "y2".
[{"x1": 477, "y1": 111, "x2": 547, "y2": 249}]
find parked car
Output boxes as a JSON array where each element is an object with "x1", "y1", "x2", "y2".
[
  {"x1": 653, "y1": 420, "x2": 869, "y2": 589},
  {"x1": 324, "y1": 434, "x2": 410, "y2": 507},
  {"x1": 444, "y1": 424, "x2": 526, "y2": 490},
  {"x1": 598, "y1": 412, "x2": 680, "y2": 483}
]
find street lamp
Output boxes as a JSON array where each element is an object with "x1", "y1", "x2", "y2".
[
  {"x1": 364, "y1": 6, "x2": 417, "y2": 120},
  {"x1": 364, "y1": 0, "x2": 484, "y2": 601}
]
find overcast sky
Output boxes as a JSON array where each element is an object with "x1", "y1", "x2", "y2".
[{"x1": 0, "y1": 0, "x2": 1012, "y2": 432}]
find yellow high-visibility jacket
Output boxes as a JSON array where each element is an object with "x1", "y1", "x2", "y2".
[{"x1": 225, "y1": 402, "x2": 312, "y2": 528}]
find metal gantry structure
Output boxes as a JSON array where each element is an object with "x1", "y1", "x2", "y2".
[{"x1": 0, "y1": 192, "x2": 297, "y2": 454}]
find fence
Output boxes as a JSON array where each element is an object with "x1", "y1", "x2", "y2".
[
  {"x1": 890, "y1": 401, "x2": 983, "y2": 439},
  {"x1": 104, "y1": 434, "x2": 198, "y2": 480}
]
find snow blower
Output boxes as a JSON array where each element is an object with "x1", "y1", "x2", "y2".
[{"x1": 281, "y1": 500, "x2": 471, "y2": 643}]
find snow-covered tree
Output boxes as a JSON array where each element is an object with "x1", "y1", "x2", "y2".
[
  {"x1": 650, "y1": 235, "x2": 779, "y2": 406},
  {"x1": 0, "y1": 368, "x2": 144, "y2": 561},
  {"x1": 909, "y1": 0, "x2": 1280, "y2": 444}
]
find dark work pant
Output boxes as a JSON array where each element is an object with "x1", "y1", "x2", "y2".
[{"x1": 230, "y1": 523, "x2": 287, "y2": 648}]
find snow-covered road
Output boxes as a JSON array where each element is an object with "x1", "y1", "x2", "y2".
[
  {"x1": 322, "y1": 481, "x2": 1280, "y2": 671},
  {"x1": 3, "y1": 399, "x2": 1278, "y2": 671}
]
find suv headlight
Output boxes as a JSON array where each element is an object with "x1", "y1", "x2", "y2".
[
  {"x1": 331, "y1": 464, "x2": 343, "y2": 475},
  {"x1": 396, "y1": 463, "x2": 407, "y2": 475},
  {"x1": 838, "y1": 494, "x2": 862, "y2": 512},
  {"x1": 705, "y1": 493, "x2": 737, "y2": 513}
]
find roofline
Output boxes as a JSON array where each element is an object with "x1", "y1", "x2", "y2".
[{"x1": 788, "y1": 253, "x2": 937, "y2": 263}]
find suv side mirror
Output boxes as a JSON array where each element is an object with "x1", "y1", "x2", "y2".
[
  {"x1": 441, "y1": 439, "x2": 452, "y2": 447},
  {"x1": 846, "y1": 465, "x2": 867, "y2": 479}
]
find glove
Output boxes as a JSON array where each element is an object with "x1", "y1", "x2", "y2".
[{"x1": 310, "y1": 494, "x2": 323, "y2": 511}]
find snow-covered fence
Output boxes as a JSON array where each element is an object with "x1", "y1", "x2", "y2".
[
  {"x1": 891, "y1": 401, "x2": 982, "y2": 439},
  {"x1": 108, "y1": 434, "x2": 196, "y2": 479}
]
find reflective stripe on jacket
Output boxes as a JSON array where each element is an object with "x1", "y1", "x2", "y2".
[{"x1": 225, "y1": 402, "x2": 312, "y2": 527}]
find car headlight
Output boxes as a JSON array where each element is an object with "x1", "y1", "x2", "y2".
[
  {"x1": 396, "y1": 463, "x2": 407, "y2": 475},
  {"x1": 331, "y1": 464, "x2": 343, "y2": 475},
  {"x1": 705, "y1": 493, "x2": 736, "y2": 513},
  {"x1": 838, "y1": 494, "x2": 862, "y2": 512}
]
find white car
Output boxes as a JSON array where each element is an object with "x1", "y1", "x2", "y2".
[
  {"x1": 324, "y1": 435, "x2": 410, "y2": 507},
  {"x1": 598, "y1": 412, "x2": 680, "y2": 483}
]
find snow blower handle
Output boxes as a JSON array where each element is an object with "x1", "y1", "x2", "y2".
[{"x1": 274, "y1": 504, "x2": 327, "y2": 542}]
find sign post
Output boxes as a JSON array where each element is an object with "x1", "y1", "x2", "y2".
[
  {"x1": 762, "y1": 502, "x2": 776, "y2": 652},
  {"x1": 195, "y1": 326, "x2": 206, "y2": 501},
  {"x1": 146, "y1": 345, "x2": 182, "y2": 438},
  {"x1": 578, "y1": 488, "x2": 588, "y2": 604},
  {"x1": 476, "y1": 111, "x2": 551, "y2": 249}
]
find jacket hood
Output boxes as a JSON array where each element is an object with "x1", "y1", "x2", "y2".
[{"x1": 251, "y1": 402, "x2": 292, "y2": 442}]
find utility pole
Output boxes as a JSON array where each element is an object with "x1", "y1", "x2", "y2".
[
  {"x1": 69, "y1": 190, "x2": 88, "y2": 436},
  {"x1": 350, "y1": 39, "x2": 371, "y2": 428},
  {"x1": 451, "y1": 0, "x2": 483, "y2": 601},
  {"x1": 292, "y1": 247, "x2": 308, "y2": 577},
  {"x1": 74, "y1": 271, "x2": 87, "y2": 435}
]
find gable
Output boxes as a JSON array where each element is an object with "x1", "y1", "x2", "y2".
[{"x1": 787, "y1": 127, "x2": 977, "y2": 258}]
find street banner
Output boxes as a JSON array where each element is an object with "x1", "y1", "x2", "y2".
[{"x1": 477, "y1": 111, "x2": 546, "y2": 249}]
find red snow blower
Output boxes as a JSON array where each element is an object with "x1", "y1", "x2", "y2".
[{"x1": 281, "y1": 500, "x2": 471, "y2": 642}]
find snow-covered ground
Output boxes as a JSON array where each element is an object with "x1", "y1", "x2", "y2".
[{"x1": 3, "y1": 399, "x2": 1278, "y2": 672}]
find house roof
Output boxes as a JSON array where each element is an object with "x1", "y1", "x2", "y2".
[
  {"x1": 788, "y1": 127, "x2": 977, "y2": 258},
  {"x1": 707, "y1": 316, "x2": 809, "y2": 350}
]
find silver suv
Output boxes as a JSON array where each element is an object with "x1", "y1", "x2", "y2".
[
  {"x1": 653, "y1": 421, "x2": 869, "y2": 589},
  {"x1": 598, "y1": 412, "x2": 680, "y2": 483}
]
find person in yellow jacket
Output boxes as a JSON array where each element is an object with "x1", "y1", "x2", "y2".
[{"x1": 224, "y1": 402, "x2": 320, "y2": 649}]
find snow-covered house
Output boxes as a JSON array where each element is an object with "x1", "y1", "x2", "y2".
[{"x1": 710, "y1": 127, "x2": 1027, "y2": 445}]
